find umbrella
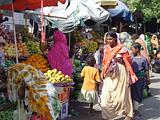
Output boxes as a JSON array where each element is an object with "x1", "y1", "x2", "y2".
[
  {"x1": 107, "y1": 0, "x2": 133, "y2": 22},
  {"x1": 0, "y1": 0, "x2": 66, "y2": 63},
  {"x1": 0, "y1": 0, "x2": 66, "y2": 10}
]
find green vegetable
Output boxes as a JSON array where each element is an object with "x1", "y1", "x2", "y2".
[
  {"x1": 74, "y1": 59, "x2": 81, "y2": 67},
  {"x1": 0, "y1": 110, "x2": 13, "y2": 120}
]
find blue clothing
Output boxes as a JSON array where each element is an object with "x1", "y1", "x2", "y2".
[
  {"x1": 131, "y1": 55, "x2": 148, "y2": 103},
  {"x1": 131, "y1": 78, "x2": 146, "y2": 103},
  {"x1": 131, "y1": 55, "x2": 148, "y2": 78}
]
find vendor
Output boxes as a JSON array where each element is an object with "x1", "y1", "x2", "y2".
[{"x1": 47, "y1": 30, "x2": 72, "y2": 77}]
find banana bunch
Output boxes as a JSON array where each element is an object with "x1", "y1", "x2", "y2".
[
  {"x1": 44, "y1": 69, "x2": 73, "y2": 83},
  {"x1": 87, "y1": 41, "x2": 98, "y2": 53}
]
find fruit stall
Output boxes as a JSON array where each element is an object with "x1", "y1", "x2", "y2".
[
  {"x1": 0, "y1": 26, "x2": 74, "y2": 120},
  {"x1": 0, "y1": 24, "x2": 104, "y2": 119}
]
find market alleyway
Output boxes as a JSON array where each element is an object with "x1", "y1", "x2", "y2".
[{"x1": 66, "y1": 73, "x2": 160, "y2": 120}]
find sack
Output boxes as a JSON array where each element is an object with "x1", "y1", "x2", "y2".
[{"x1": 143, "y1": 89, "x2": 148, "y2": 98}]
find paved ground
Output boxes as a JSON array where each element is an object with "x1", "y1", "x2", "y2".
[
  {"x1": 140, "y1": 73, "x2": 160, "y2": 120},
  {"x1": 66, "y1": 73, "x2": 160, "y2": 120}
]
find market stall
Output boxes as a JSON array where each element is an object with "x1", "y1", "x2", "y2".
[
  {"x1": 0, "y1": 0, "x2": 107, "y2": 118},
  {"x1": 0, "y1": 24, "x2": 74, "y2": 120}
]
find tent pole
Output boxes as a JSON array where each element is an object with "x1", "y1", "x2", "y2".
[
  {"x1": 12, "y1": 4, "x2": 18, "y2": 64},
  {"x1": 12, "y1": 4, "x2": 20, "y2": 120},
  {"x1": 32, "y1": 21, "x2": 34, "y2": 34},
  {"x1": 135, "y1": 17, "x2": 138, "y2": 34},
  {"x1": 119, "y1": 22, "x2": 123, "y2": 33},
  {"x1": 144, "y1": 21, "x2": 146, "y2": 33},
  {"x1": 41, "y1": 0, "x2": 45, "y2": 43},
  {"x1": 69, "y1": 32, "x2": 71, "y2": 51},
  {"x1": 24, "y1": 13, "x2": 27, "y2": 27}
]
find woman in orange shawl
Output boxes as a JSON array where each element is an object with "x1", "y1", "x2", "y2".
[{"x1": 101, "y1": 32, "x2": 137, "y2": 120}]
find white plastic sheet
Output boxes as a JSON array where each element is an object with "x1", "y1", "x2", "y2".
[{"x1": 30, "y1": 0, "x2": 110, "y2": 33}]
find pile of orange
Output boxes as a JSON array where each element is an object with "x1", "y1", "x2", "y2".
[
  {"x1": 22, "y1": 54, "x2": 49, "y2": 73},
  {"x1": 17, "y1": 42, "x2": 30, "y2": 56}
]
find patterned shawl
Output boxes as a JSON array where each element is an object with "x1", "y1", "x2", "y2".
[{"x1": 102, "y1": 44, "x2": 135, "y2": 78}]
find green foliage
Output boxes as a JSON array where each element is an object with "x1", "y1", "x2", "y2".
[
  {"x1": 122, "y1": 0, "x2": 160, "y2": 21},
  {"x1": 122, "y1": 0, "x2": 141, "y2": 13}
]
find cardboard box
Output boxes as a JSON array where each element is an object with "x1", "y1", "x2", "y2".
[
  {"x1": 58, "y1": 87, "x2": 70, "y2": 103},
  {"x1": 59, "y1": 101, "x2": 69, "y2": 120}
]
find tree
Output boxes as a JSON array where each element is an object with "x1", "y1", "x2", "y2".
[{"x1": 122, "y1": 0, "x2": 160, "y2": 21}]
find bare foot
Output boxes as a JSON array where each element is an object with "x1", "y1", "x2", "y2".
[{"x1": 124, "y1": 116, "x2": 132, "y2": 120}]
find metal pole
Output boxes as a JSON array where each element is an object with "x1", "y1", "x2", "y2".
[{"x1": 12, "y1": 4, "x2": 18, "y2": 63}]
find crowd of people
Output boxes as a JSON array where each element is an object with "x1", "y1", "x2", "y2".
[{"x1": 78, "y1": 30, "x2": 160, "y2": 120}]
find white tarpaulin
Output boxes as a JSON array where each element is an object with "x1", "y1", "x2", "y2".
[{"x1": 29, "y1": 0, "x2": 110, "y2": 33}]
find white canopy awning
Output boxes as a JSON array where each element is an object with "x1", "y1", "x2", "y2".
[{"x1": 29, "y1": 0, "x2": 110, "y2": 33}]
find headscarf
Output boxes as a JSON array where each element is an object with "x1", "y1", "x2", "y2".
[
  {"x1": 119, "y1": 32, "x2": 132, "y2": 50},
  {"x1": 104, "y1": 31, "x2": 117, "y2": 44},
  {"x1": 48, "y1": 30, "x2": 72, "y2": 76},
  {"x1": 151, "y1": 34, "x2": 158, "y2": 49},
  {"x1": 135, "y1": 37, "x2": 150, "y2": 63},
  {"x1": 104, "y1": 31, "x2": 121, "y2": 44},
  {"x1": 139, "y1": 34, "x2": 145, "y2": 42}
]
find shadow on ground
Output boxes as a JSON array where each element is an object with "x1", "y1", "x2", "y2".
[
  {"x1": 65, "y1": 102, "x2": 101, "y2": 120},
  {"x1": 140, "y1": 87, "x2": 160, "y2": 120},
  {"x1": 66, "y1": 78, "x2": 160, "y2": 120}
]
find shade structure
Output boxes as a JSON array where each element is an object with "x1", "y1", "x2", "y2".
[
  {"x1": 107, "y1": 0, "x2": 133, "y2": 22},
  {"x1": 31, "y1": 0, "x2": 110, "y2": 33},
  {"x1": 0, "y1": 0, "x2": 66, "y2": 11}
]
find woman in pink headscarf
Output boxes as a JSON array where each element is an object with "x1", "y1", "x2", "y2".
[{"x1": 47, "y1": 30, "x2": 72, "y2": 76}]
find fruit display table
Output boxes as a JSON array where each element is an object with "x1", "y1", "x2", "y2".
[{"x1": 44, "y1": 69, "x2": 74, "y2": 119}]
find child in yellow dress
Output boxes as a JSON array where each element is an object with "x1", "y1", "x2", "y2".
[{"x1": 78, "y1": 56, "x2": 101, "y2": 113}]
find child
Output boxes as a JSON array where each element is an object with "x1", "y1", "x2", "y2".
[
  {"x1": 131, "y1": 42, "x2": 149, "y2": 118},
  {"x1": 78, "y1": 56, "x2": 100, "y2": 113}
]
